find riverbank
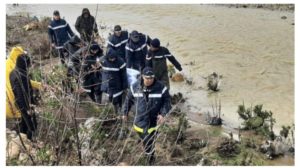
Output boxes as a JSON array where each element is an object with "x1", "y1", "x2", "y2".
[{"x1": 6, "y1": 11, "x2": 294, "y2": 165}]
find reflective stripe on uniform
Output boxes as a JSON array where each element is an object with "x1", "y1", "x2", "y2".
[
  {"x1": 153, "y1": 54, "x2": 172, "y2": 59},
  {"x1": 82, "y1": 88, "x2": 91, "y2": 93},
  {"x1": 154, "y1": 55, "x2": 164, "y2": 59},
  {"x1": 147, "y1": 126, "x2": 159, "y2": 134},
  {"x1": 133, "y1": 124, "x2": 158, "y2": 134},
  {"x1": 108, "y1": 39, "x2": 128, "y2": 48},
  {"x1": 146, "y1": 56, "x2": 152, "y2": 60},
  {"x1": 55, "y1": 46, "x2": 64, "y2": 49},
  {"x1": 119, "y1": 63, "x2": 126, "y2": 69},
  {"x1": 113, "y1": 90, "x2": 123, "y2": 98},
  {"x1": 102, "y1": 66, "x2": 120, "y2": 71},
  {"x1": 131, "y1": 85, "x2": 143, "y2": 97},
  {"x1": 102, "y1": 63, "x2": 126, "y2": 71},
  {"x1": 48, "y1": 23, "x2": 68, "y2": 30},
  {"x1": 148, "y1": 94, "x2": 162, "y2": 98},
  {"x1": 133, "y1": 93, "x2": 143, "y2": 97},
  {"x1": 125, "y1": 46, "x2": 134, "y2": 52},
  {"x1": 148, "y1": 87, "x2": 167, "y2": 98},
  {"x1": 133, "y1": 124, "x2": 144, "y2": 133},
  {"x1": 126, "y1": 35, "x2": 147, "y2": 52},
  {"x1": 162, "y1": 87, "x2": 167, "y2": 94},
  {"x1": 135, "y1": 43, "x2": 147, "y2": 51}
]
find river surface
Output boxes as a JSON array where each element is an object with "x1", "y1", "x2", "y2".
[{"x1": 6, "y1": 4, "x2": 294, "y2": 133}]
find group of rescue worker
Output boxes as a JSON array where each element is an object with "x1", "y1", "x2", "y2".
[{"x1": 6, "y1": 8, "x2": 183, "y2": 165}]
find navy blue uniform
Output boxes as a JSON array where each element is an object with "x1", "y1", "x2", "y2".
[
  {"x1": 122, "y1": 79, "x2": 171, "y2": 133},
  {"x1": 48, "y1": 18, "x2": 74, "y2": 64},
  {"x1": 82, "y1": 44, "x2": 103, "y2": 103},
  {"x1": 122, "y1": 79, "x2": 171, "y2": 163},
  {"x1": 146, "y1": 46, "x2": 182, "y2": 89},
  {"x1": 125, "y1": 33, "x2": 151, "y2": 71},
  {"x1": 107, "y1": 31, "x2": 129, "y2": 61},
  {"x1": 100, "y1": 55, "x2": 128, "y2": 111}
]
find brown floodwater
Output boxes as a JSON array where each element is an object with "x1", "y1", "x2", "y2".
[{"x1": 6, "y1": 4, "x2": 294, "y2": 133}]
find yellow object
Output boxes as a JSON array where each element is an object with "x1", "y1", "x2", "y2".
[
  {"x1": 133, "y1": 124, "x2": 144, "y2": 133},
  {"x1": 6, "y1": 46, "x2": 41, "y2": 119},
  {"x1": 133, "y1": 124, "x2": 158, "y2": 134}
]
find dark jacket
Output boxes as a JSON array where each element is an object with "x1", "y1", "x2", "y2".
[
  {"x1": 9, "y1": 55, "x2": 33, "y2": 116},
  {"x1": 48, "y1": 18, "x2": 74, "y2": 48},
  {"x1": 125, "y1": 33, "x2": 151, "y2": 71},
  {"x1": 75, "y1": 8, "x2": 98, "y2": 42},
  {"x1": 68, "y1": 46, "x2": 88, "y2": 76},
  {"x1": 82, "y1": 45, "x2": 103, "y2": 88},
  {"x1": 107, "y1": 31, "x2": 129, "y2": 61},
  {"x1": 122, "y1": 79, "x2": 171, "y2": 133},
  {"x1": 100, "y1": 55, "x2": 128, "y2": 96},
  {"x1": 64, "y1": 35, "x2": 82, "y2": 55},
  {"x1": 146, "y1": 46, "x2": 182, "y2": 78}
]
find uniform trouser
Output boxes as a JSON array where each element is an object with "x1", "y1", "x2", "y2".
[
  {"x1": 18, "y1": 113, "x2": 37, "y2": 140},
  {"x1": 89, "y1": 86, "x2": 103, "y2": 104},
  {"x1": 107, "y1": 91, "x2": 123, "y2": 115},
  {"x1": 137, "y1": 131, "x2": 157, "y2": 165},
  {"x1": 83, "y1": 73, "x2": 102, "y2": 103},
  {"x1": 84, "y1": 83, "x2": 102, "y2": 104},
  {"x1": 57, "y1": 48, "x2": 67, "y2": 64},
  {"x1": 131, "y1": 62, "x2": 145, "y2": 72},
  {"x1": 156, "y1": 72, "x2": 170, "y2": 90}
]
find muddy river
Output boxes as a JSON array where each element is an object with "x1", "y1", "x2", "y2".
[{"x1": 6, "y1": 4, "x2": 294, "y2": 133}]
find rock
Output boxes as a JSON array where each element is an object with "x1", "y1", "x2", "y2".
[
  {"x1": 90, "y1": 159, "x2": 101, "y2": 166},
  {"x1": 260, "y1": 137, "x2": 288, "y2": 159},
  {"x1": 208, "y1": 116, "x2": 222, "y2": 126},
  {"x1": 7, "y1": 141, "x2": 21, "y2": 159},
  {"x1": 185, "y1": 77, "x2": 193, "y2": 85},
  {"x1": 288, "y1": 147, "x2": 294, "y2": 153},
  {"x1": 7, "y1": 132, "x2": 34, "y2": 161},
  {"x1": 84, "y1": 117, "x2": 99, "y2": 130},
  {"x1": 19, "y1": 153, "x2": 29, "y2": 163},
  {"x1": 171, "y1": 73, "x2": 184, "y2": 82},
  {"x1": 207, "y1": 72, "x2": 222, "y2": 91},
  {"x1": 171, "y1": 92, "x2": 184, "y2": 104},
  {"x1": 281, "y1": 16, "x2": 287, "y2": 20},
  {"x1": 197, "y1": 157, "x2": 208, "y2": 166},
  {"x1": 273, "y1": 137, "x2": 287, "y2": 155},
  {"x1": 118, "y1": 162, "x2": 130, "y2": 166},
  {"x1": 212, "y1": 159, "x2": 221, "y2": 166}
]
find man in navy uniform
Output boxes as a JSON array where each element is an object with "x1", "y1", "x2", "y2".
[
  {"x1": 107, "y1": 25, "x2": 129, "y2": 61},
  {"x1": 48, "y1": 10, "x2": 75, "y2": 64},
  {"x1": 122, "y1": 67, "x2": 171, "y2": 165}
]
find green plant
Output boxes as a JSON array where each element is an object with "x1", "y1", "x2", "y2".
[
  {"x1": 36, "y1": 144, "x2": 52, "y2": 163},
  {"x1": 30, "y1": 68, "x2": 43, "y2": 82},
  {"x1": 237, "y1": 103, "x2": 276, "y2": 139},
  {"x1": 46, "y1": 98, "x2": 61, "y2": 109}
]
